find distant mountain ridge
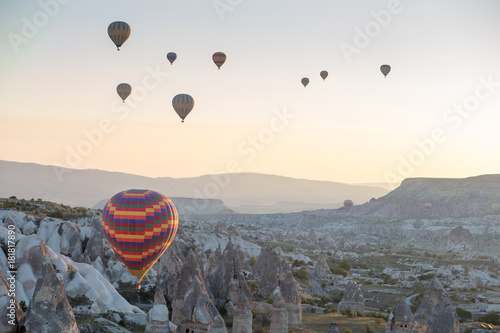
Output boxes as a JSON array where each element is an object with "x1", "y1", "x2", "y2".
[
  {"x1": 0, "y1": 160, "x2": 389, "y2": 213},
  {"x1": 351, "y1": 175, "x2": 500, "y2": 217}
]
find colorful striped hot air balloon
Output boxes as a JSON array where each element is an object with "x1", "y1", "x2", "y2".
[
  {"x1": 320, "y1": 71, "x2": 328, "y2": 81},
  {"x1": 172, "y1": 94, "x2": 195, "y2": 122},
  {"x1": 212, "y1": 52, "x2": 226, "y2": 69},
  {"x1": 167, "y1": 52, "x2": 177, "y2": 65},
  {"x1": 344, "y1": 199, "x2": 353, "y2": 210},
  {"x1": 116, "y1": 83, "x2": 132, "y2": 102},
  {"x1": 301, "y1": 77, "x2": 309, "y2": 87},
  {"x1": 102, "y1": 189, "x2": 178, "y2": 289},
  {"x1": 108, "y1": 21, "x2": 131, "y2": 51},
  {"x1": 423, "y1": 202, "x2": 432, "y2": 211},
  {"x1": 380, "y1": 64, "x2": 391, "y2": 78}
]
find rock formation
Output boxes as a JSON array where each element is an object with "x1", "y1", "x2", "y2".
[
  {"x1": 327, "y1": 323, "x2": 340, "y2": 333},
  {"x1": 171, "y1": 250, "x2": 227, "y2": 333},
  {"x1": 385, "y1": 299, "x2": 414, "y2": 333},
  {"x1": 206, "y1": 240, "x2": 252, "y2": 307},
  {"x1": 269, "y1": 292, "x2": 287, "y2": 333},
  {"x1": 232, "y1": 291, "x2": 252, "y2": 333},
  {"x1": 448, "y1": 226, "x2": 473, "y2": 244},
  {"x1": 338, "y1": 282, "x2": 364, "y2": 314},
  {"x1": 0, "y1": 270, "x2": 23, "y2": 332},
  {"x1": 145, "y1": 289, "x2": 172, "y2": 333},
  {"x1": 253, "y1": 243, "x2": 301, "y2": 326},
  {"x1": 314, "y1": 254, "x2": 330, "y2": 279},
  {"x1": 20, "y1": 261, "x2": 79, "y2": 332},
  {"x1": 412, "y1": 278, "x2": 459, "y2": 333},
  {"x1": 156, "y1": 245, "x2": 184, "y2": 303}
]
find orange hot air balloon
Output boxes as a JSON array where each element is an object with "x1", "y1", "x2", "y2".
[
  {"x1": 212, "y1": 52, "x2": 226, "y2": 69},
  {"x1": 102, "y1": 189, "x2": 178, "y2": 289}
]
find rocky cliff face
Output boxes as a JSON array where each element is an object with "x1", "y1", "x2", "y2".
[
  {"x1": 232, "y1": 291, "x2": 252, "y2": 333},
  {"x1": 206, "y1": 240, "x2": 252, "y2": 307},
  {"x1": 412, "y1": 278, "x2": 459, "y2": 333},
  {"x1": 171, "y1": 250, "x2": 227, "y2": 333},
  {"x1": 0, "y1": 270, "x2": 23, "y2": 333},
  {"x1": 253, "y1": 243, "x2": 302, "y2": 326},
  {"x1": 20, "y1": 261, "x2": 79, "y2": 333},
  {"x1": 354, "y1": 175, "x2": 500, "y2": 218}
]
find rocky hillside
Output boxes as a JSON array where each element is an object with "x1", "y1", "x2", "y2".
[
  {"x1": 352, "y1": 175, "x2": 500, "y2": 218},
  {"x1": 0, "y1": 160, "x2": 389, "y2": 213}
]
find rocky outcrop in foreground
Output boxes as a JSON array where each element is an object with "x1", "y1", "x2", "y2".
[{"x1": 20, "y1": 261, "x2": 79, "y2": 333}]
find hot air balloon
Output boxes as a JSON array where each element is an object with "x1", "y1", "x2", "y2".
[
  {"x1": 116, "y1": 83, "x2": 132, "y2": 102},
  {"x1": 320, "y1": 71, "x2": 328, "y2": 81},
  {"x1": 108, "y1": 21, "x2": 131, "y2": 51},
  {"x1": 492, "y1": 204, "x2": 499, "y2": 212},
  {"x1": 380, "y1": 64, "x2": 391, "y2": 78},
  {"x1": 172, "y1": 94, "x2": 194, "y2": 122},
  {"x1": 102, "y1": 189, "x2": 178, "y2": 289},
  {"x1": 167, "y1": 52, "x2": 177, "y2": 65},
  {"x1": 344, "y1": 199, "x2": 353, "y2": 210},
  {"x1": 423, "y1": 202, "x2": 432, "y2": 211},
  {"x1": 301, "y1": 78, "x2": 309, "y2": 88},
  {"x1": 212, "y1": 52, "x2": 226, "y2": 69}
]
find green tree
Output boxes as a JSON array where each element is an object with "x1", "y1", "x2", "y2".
[
  {"x1": 339, "y1": 259, "x2": 351, "y2": 271},
  {"x1": 293, "y1": 267, "x2": 309, "y2": 281},
  {"x1": 330, "y1": 267, "x2": 349, "y2": 277},
  {"x1": 477, "y1": 312, "x2": 500, "y2": 325},
  {"x1": 249, "y1": 256, "x2": 257, "y2": 267},
  {"x1": 456, "y1": 307, "x2": 472, "y2": 323}
]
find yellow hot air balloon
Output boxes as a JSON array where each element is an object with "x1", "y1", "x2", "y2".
[
  {"x1": 492, "y1": 204, "x2": 499, "y2": 211},
  {"x1": 301, "y1": 78, "x2": 309, "y2": 88},
  {"x1": 320, "y1": 71, "x2": 328, "y2": 81},
  {"x1": 212, "y1": 52, "x2": 226, "y2": 69},
  {"x1": 172, "y1": 94, "x2": 194, "y2": 122},
  {"x1": 380, "y1": 64, "x2": 391, "y2": 78},
  {"x1": 117, "y1": 83, "x2": 132, "y2": 102},
  {"x1": 108, "y1": 21, "x2": 131, "y2": 51}
]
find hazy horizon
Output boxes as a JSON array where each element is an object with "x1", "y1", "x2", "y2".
[{"x1": 1, "y1": 1, "x2": 500, "y2": 184}]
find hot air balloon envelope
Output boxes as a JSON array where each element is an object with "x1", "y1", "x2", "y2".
[
  {"x1": 492, "y1": 204, "x2": 499, "y2": 211},
  {"x1": 320, "y1": 71, "x2": 328, "y2": 81},
  {"x1": 423, "y1": 202, "x2": 432, "y2": 211},
  {"x1": 344, "y1": 200, "x2": 353, "y2": 210},
  {"x1": 116, "y1": 83, "x2": 132, "y2": 102},
  {"x1": 102, "y1": 189, "x2": 178, "y2": 288},
  {"x1": 301, "y1": 78, "x2": 309, "y2": 87},
  {"x1": 108, "y1": 21, "x2": 131, "y2": 51},
  {"x1": 172, "y1": 94, "x2": 195, "y2": 122},
  {"x1": 167, "y1": 52, "x2": 177, "y2": 65},
  {"x1": 380, "y1": 64, "x2": 391, "y2": 77},
  {"x1": 212, "y1": 52, "x2": 226, "y2": 69}
]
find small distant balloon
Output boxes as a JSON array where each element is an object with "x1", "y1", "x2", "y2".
[
  {"x1": 320, "y1": 71, "x2": 328, "y2": 81},
  {"x1": 167, "y1": 52, "x2": 177, "y2": 65},
  {"x1": 423, "y1": 202, "x2": 432, "y2": 211},
  {"x1": 380, "y1": 64, "x2": 391, "y2": 78},
  {"x1": 344, "y1": 200, "x2": 353, "y2": 210},
  {"x1": 108, "y1": 21, "x2": 131, "y2": 51},
  {"x1": 172, "y1": 94, "x2": 195, "y2": 122},
  {"x1": 116, "y1": 83, "x2": 132, "y2": 102},
  {"x1": 492, "y1": 204, "x2": 499, "y2": 211},
  {"x1": 212, "y1": 52, "x2": 226, "y2": 69},
  {"x1": 301, "y1": 78, "x2": 309, "y2": 88}
]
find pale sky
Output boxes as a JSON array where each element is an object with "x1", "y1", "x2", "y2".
[{"x1": 1, "y1": 0, "x2": 500, "y2": 184}]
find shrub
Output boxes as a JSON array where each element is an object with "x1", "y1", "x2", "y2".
[
  {"x1": 477, "y1": 312, "x2": 500, "y2": 325},
  {"x1": 330, "y1": 267, "x2": 349, "y2": 277},
  {"x1": 249, "y1": 256, "x2": 257, "y2": 267},
  {"x1": 293, "y1": 267, "x2": 309, "y2": 281},
  {"x1": 19, "y1": 301, "x2": 27, "y2": 312}
]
